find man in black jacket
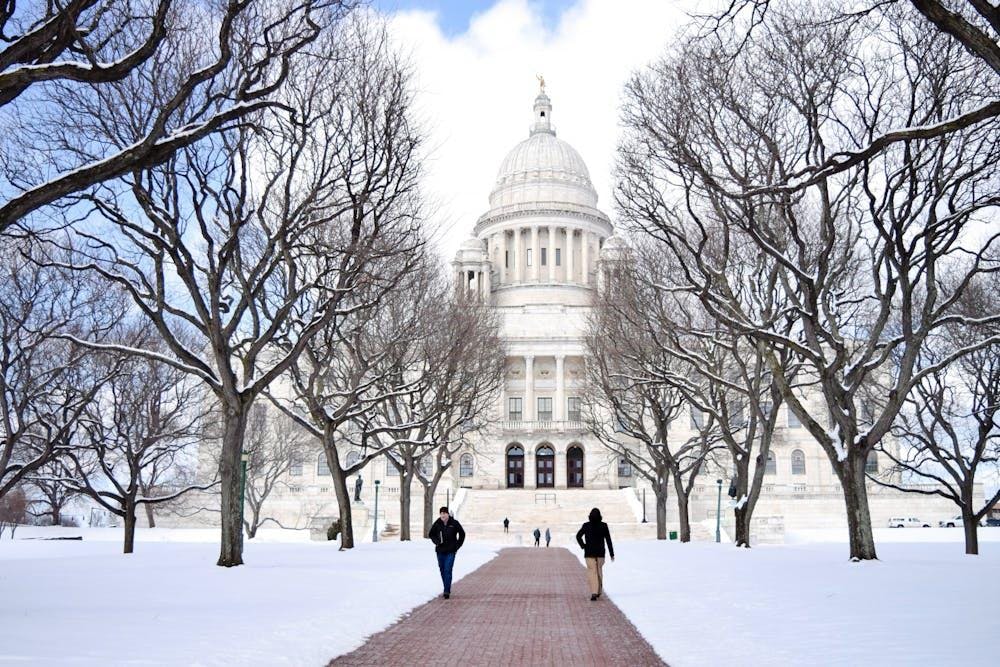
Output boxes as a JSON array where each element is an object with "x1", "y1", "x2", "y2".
[
  {"x1": 428, "y1": 506, "x2": 465, "y2": 599},
  {"x1": 576, "y1": 507, "x2": 614, "y2": 601}
]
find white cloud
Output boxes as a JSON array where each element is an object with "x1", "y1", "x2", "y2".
[{"x1": 384, "y1": 0, "x2": 691, "y2": 259}]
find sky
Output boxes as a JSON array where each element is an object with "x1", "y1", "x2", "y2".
[{"x1": 373, "y1": 0, "x2": 695, "y2": 259}]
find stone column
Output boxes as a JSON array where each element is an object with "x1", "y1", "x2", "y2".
[
  {"x1": 483, "y1": 264, "x2": 491, "y2": 298},
  {"x1": 555, "y1": 355, "x2": 565, "y2": 421},
  {"x1": 548, "y1": 226, "x2": 556, "y2": 282},
  {"x1": 555, "y1": 449, "x2": 567, "y2": 489},
  {"x1": 499, "y1": 362, "x2": 507, "y2": 421},
  {"x1": 524, "y1": 355, "x2": 535, "y2": 422},
  {"x1": 530, "y1": 225, "x2": 540, "y2": 282},
  {"x1": 513, "y1": 227, "x2": 523, "y2": 283},
  {"x1": 581, "y1": 231, "x2": 590, "y2": 285},
  {"x1": 566, "y1": 227, "x2": 575, "y2": 283},
  {"x1": 498, "y1": 232, "x2": 507, "y2": 284}
]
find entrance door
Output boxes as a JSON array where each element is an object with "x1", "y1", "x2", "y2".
[
  {"x1": 536, "y1": 445, "x2": 555, "y2": 488},
  {"x1": 506, "y1": 445, "x2": 524, "y2": 488},
  {"x1": 567, "y1": 446, "x2": 584, "y2": 487}
]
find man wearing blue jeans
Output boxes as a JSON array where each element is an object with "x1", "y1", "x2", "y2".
[{"x1": 428, "y1": 506, "x2": 466, "y2": 600}]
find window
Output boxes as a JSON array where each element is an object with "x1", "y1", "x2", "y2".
[
  {"x1": 618, "y1": 457, "x2": 632, "y2": 477},
  {"x1": 316, "y1": 453, "x2": 330, "y2": 476},
  {"x1": 690, "y1": 407, "x2": 704, "y2": 430},
  {"x1": 764, "y1": 451, "x2": 776, "y2": 475},
  {"x1": 541, "y1": 247, "x2": 547, "y2": 266},
  {"x1": 289, "y1": 455, "x2": 303, "y2": 477},
  {"x1": 508, "y1": 397, "x2": 523, "y2": 421},
  {"x1": 728, "y1": 406, "x2": 745, "y2": 429},
  {"x1": 345, "y1": 450, "x2": 361, "y2": 470},
  {"x1": 567, "y1": 397, "x2": 582, "y2": 422},
  {"x1": 537, "y1": 397, "x2": 553, "y2": 422},
  {"x1": 419, "y1": 456, "x2": 432, "y2": 476},
  {"x1": 788, "y1": 407, "x2": 802, "y2": 428},
  {"x1": 555, "y1": 248, "x2": 562, "y2": 266},
  {"x1": 791, "y1": 449, "x2": 806, "y2": 475},
  {"x1": 761, "y1": 402, "x2": 773, "y2": 420},
  {"x1": 460, "y1": 454, "x2": 474, "y2": 477},
  {"x1": 866, "y1": 451, "x2": 879, "y2": 474},
  {"x1": 386, "y1": 458, "x2": 399, "y2": 476},
  {"x1": 505, "y1": 250, "x2": 509, "y2": 269},
  {"x1": 526, "y1": 248, "x2": 532, "y2": 267}
]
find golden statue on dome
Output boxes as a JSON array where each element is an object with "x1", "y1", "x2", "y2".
[{"x1": 536, "y1": 74, "x2": 546, "y2": 92}]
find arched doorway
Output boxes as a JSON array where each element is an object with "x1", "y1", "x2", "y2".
[
  {"x1": 567, "y1": 445, "x2": 584, "y2": 488},
  {"x1": 536, "y1": 445, "x2": 555, "y2": 488},
  {"x1": 506, "y1": 445, "x2": 524, "y2": 488}
]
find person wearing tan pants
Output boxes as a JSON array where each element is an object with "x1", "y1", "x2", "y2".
[{"x1": 576, "y1": 507, "x2": 615, "y2": 600}]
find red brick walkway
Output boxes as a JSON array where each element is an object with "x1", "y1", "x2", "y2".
[{"x1": 329, "y1": 547, "x2": 666, "y2": 666}]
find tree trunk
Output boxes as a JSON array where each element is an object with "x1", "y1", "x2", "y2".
[
  {"x1": 840, "y1": 453, "x2": 877, "y2": 561},
  {"x1": 732, "y1": 465, "x2": 751, "y2": 547},
  {"x1": 217, "y1": 401, "x2": 250, "y2": 567},
  {"x1": 399, "y1": 468, "x2": 412, "y2": 541},
  {"x1": 961, "y1": 498, "x2": 979, "y2": 555},
  {"x1": 51, "y1": 505, "x2": 61, "y2": 527},
  {"x1": 245, "y1": 506, "x2": 259, "y2": 539},
  {"x1": 654, "y1": 488, "x2": 668, "y2": 540},
  {"x1": 329, "y1": 449, "x2": 354, "y2": 550},
  {"x1": 123, "y1": 502, "x2": 137, "y2": 554},
  {"x1": 676, "y1": 493, "x2": 691, "y2": 543},
  {"x1": 144, "y1": 502, "x2": 156, "y2": 528}
]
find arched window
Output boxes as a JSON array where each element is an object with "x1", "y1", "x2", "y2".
[
  {"x1": 866, "y1": 451, "x2": 879, "y2": 474},
  {"x1": 764, "y1": 451, "x2": 776, "y2": 475},
  {"x1": 386, "y1": 457, "x2": 399, "y2": 476},
  {"x1": 537, "y1": 444, "x2": 555, "y2": 456},
  {"x1": 289, "y1": 455, "x2": 303, "y2": 477},
  {"x1": 460, "y1": 454, "x2": 474, "y2": 477},
  {"x1": 316, "y1": 452, "x2": 330, "y2": 476},
  {"x1": 345, "y1": 450, "x2": 361, "y2": 470},
  {"x1": 791, "y1": 449, "x2": 806, "y2": 475}
]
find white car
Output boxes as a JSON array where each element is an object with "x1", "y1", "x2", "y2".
[
  {"x1": 888, "y1": 517, "x2": 931, "y2": 528},
  {"x1": 938, "y1": 515, "x2": 984, "y2": 528}
]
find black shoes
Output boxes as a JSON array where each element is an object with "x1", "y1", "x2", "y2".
[
  {"x1": 590, "y1": 594, "x2": 598, "y2": 601},
  {"x1": 443, "y1": 593, "x2": 450, "y2": 600}
]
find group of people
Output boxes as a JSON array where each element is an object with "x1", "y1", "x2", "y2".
[{"x1": 428, "y1": 506, "x2": 614, "y2": 602}]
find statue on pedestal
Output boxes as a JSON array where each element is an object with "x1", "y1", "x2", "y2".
[{"x1": 354, "y1": 475, "x2": 363, "y2": 502}]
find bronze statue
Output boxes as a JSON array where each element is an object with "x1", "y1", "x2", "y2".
[{"x1": 354, "y1": 475, "x2": 363, "y2": 502}]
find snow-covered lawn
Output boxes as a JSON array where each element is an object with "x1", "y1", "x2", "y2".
[
  {"x1": 0, "y1": 527, "x2": 496, "y2": 666},
  {"x1": 606, "y1": 535, "x2": 1000, "y2": 667}
]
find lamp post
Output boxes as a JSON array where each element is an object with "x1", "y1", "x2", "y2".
[
  {"x1": 446, "y1": 487, "x2": 450, "y2": 510},
  {"x1": 715, "y1": 478, "x2": 723, "y2": 543},
  {"x1": 641, "y1": 488, "x2": 647, "y2": 523},
  {"x1": 240, "y1": 452, "x2": 250, "y2": 535},
  {"x1": 372, "y1": 480, "x2": 381, "y2": 542}
]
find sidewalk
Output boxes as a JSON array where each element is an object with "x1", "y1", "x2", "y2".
[{"x1": 329, "y1": 547, "x2": 666, "y2": 666}]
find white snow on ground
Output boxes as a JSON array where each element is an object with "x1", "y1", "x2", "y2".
[
  {"x1": 0, "y1": 527, "x2": 496, "y2": 666},
  {"x1": 605, "y1": 533, "x2": 1000, "y2": 667}
]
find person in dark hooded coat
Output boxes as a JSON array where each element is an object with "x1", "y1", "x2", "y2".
[{"x1": 576, "y1": 507, "x2": 614, "y2": 600}]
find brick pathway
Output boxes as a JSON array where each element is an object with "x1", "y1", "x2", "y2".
[{"x1": 329, "y1": 547, "x2": 666, "y2": 666}]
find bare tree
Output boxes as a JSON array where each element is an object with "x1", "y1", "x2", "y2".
[
  {"x1": 0, "y1": 0, "x2": 351, "y2": 234},
  {"x1": 25, "y1": 459, "x2": 80, "y2": 526},
  {"x1": 697, "y1": 1, "x2": 1000, "y2": 195},
  {"x1": 241, "y1": 405, "x2": 309, "y2": 538},
  {"x1": 875, "y1": 280, "x2": 1000, "y2": 554},
  {"x1": 618, "y1": 4, "x2": 1000, "y2": 560},
  {"x1": 62, "y1": 339, "x2": 209, "y2": 553},
  {"x1": 0, "y1": 240, "x2": 121, "y2": 500},
  {"x1": 48, "y1": 14, "x2": 425, "y2": 566}
]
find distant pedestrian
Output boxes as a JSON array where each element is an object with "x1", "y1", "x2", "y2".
[
  {"x1": 533, "y1": 527, "x2": 541, "y2": 547},
  {"x1": 576, "y1": 507, "x2": 614, "y2": 601},
  {"x1": 429, "y1": 506, "x2": 466, "y2": 600},
  {"x1": 503, "y1": 517, "x2": 510, "y2": 533},
  {"x1": 545, "y1": 527, "x2": 551, "y2": 547}
]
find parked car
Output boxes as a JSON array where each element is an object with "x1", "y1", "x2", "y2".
[
  {"x1": 888, "y1": 517, "x2": 931, "y2": 528},
  {"x1": 985, "y1": 518, "x2": 1000, "y2": 527},
  {"x1": 938, "y1": 515, "x2": 985, "y2": 528}
]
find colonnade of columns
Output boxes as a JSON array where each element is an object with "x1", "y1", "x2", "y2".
[
  {"x1": 486, "y1": 226, "x2": 599, "y2": 286},
  {"x1": 502, "y1": 354, "x2": 574, "y2": 422}
]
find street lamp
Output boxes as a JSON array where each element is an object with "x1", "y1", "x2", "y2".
[
  {"x1": 372, "y1": 480, "x2": 381, "y2": 542},
  {"x1": 715, "y1": 478, "x2": 723, "y2": 543},
  {"x1": 641, "y1": 488, "x2": 647, "y2": 523},
  {"x1": 240, "y1": 452, "x2": 250, "y2": 535}
]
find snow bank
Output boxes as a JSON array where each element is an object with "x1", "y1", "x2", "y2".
[
  {"x1": 606, "y1": 539, "x2": 999, "y2": 666},
  {"x1": 0, "y1": 528, "x2": 496, "y2": 665}
]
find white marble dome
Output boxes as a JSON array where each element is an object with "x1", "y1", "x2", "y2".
[{"x1": 487, "y1": 92, "x2": 599, "y2": 210}]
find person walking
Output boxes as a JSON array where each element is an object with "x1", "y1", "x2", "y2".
[
  {"x1": 428, "y1": 506, "x2": 465, "y2": 600},
  {"x1": 576, "y1": 507, "x2": 614, "y2": 601},
  {"x1": 533, "y1": 527, "x2": 541, "y2": 547},
  {"x1": 503, "y1": 517, "x2": 509, "y2": 534},
  {"x1": 545, "y1": 527, "x2": 551, "y2": 547}
]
